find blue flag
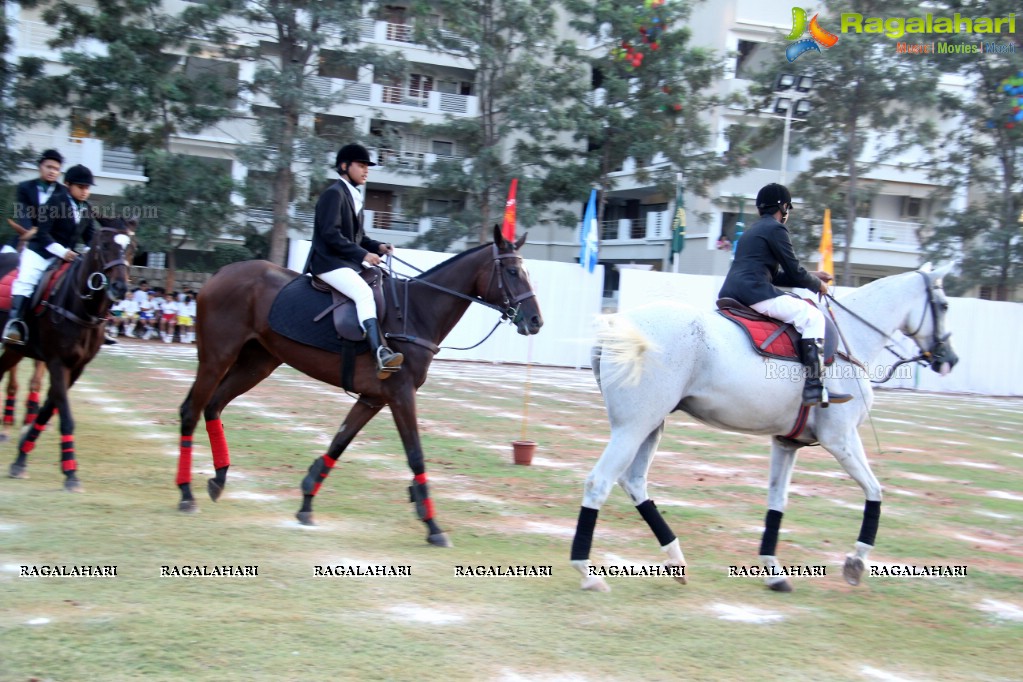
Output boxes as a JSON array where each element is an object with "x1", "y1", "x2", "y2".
[{"x1": 579, "y1": 189, "x2": 599, "y2": 273}]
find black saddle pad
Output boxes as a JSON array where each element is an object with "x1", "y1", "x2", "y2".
[{"x1": 268, "y1": 275, "x2": 367, "y2": 354}]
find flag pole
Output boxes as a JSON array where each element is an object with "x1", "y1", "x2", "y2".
[{"x1": 672, "y1": 172, "x2": 683, "y2": 273}]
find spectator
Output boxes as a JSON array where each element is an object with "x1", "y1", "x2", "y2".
[{"x1": 177, "y1": 294, "x2": 197, "y2": 344}]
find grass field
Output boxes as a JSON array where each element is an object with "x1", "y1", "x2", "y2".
[{"x1": 2, "y1": 339, "x2": 1021, "y2": 681}]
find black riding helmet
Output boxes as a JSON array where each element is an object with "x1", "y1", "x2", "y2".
[
  {"x1": 755, "y1": 183, "x2": 792, "y2": 216},
  {"x1": 64, "y1": 164, "x2": 96, "y2": 186},
  {"x1": 334, "y1": 144, "x2": 377, "y2": 170}
]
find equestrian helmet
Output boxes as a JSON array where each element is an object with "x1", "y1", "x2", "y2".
[
  {"x1": 64, "y1": 164, "x2": 96, "y2": 186},
  {"x1": 38, "y1": 148, "x2": 64, "y2": 165},
  {"x1": 755, "y1": 183, "x2": 792, "y2": 214},
  {"x1": 335, "y1": 144, "x2": 377, "y2": 169}
]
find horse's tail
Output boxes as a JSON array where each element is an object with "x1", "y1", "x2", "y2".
[{"x1": 593, "y1": 313, "x2": 659, "y2": 388}]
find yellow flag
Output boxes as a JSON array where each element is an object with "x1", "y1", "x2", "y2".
[{"x1": 818, "y1": 208, "x2": 833, "y2": 276}]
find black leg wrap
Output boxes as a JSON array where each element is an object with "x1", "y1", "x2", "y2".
[
  {"x1": 759, "y1": 509, "x2": 784, "y2": 556},
  {"x1": 570, "y1": 506, "x2": 599, "y2": 561},
  {"x1": 301, "y1": 457, "x2": 327, "y2": 495},
  {"x1": 636, "y1": 499, "x2": 676, "y2": 547},
  {"x1": 857, "y1": 500, "x2": 881, "y2": 546},
  {"x1": 409, "y1": 480, "x2": 431, "y2": 521}
]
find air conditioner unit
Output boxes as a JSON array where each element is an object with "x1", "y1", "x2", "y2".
[{"x1": 901, "y1": 196, "x2": 923, "y2": 219}]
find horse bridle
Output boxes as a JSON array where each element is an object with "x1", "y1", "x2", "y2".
[
  {"x1": 80, "y1": 227, "x2": 133, "y2": 301},
  {"x1": 825, "y1": 271, "x2": 951, "y2": 383},
  {"x1": 44, "y1": 227, "x2": 132, "y2": 328}
]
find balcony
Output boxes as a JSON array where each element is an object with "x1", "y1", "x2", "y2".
[
  {"x1": 356, "y1": 19, "x2": 473, "y2": 52},
  {"x1": 598, "y1": 212, "x2": 671, "y2": 241},
  {"x1": 19, "y1": 132, "x2": 146, "y2": 180}
]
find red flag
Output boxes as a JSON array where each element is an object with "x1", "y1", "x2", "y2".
[{"x1": 501, "y1": 178, "x2": 518, "y2": 241}]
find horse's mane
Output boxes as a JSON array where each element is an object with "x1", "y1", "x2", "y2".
[{"x1": 415, "y1": 242, "x2": 494, "y2": 279}]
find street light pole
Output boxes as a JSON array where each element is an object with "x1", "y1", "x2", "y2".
[{"x1": 780, "y1": 105, "x2": 793, "y2": 186}]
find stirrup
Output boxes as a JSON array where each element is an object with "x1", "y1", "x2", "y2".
[
  {"x1": 1, "y1": 320, "x2": 27, "y2": 346},
  {"x1": 375, "y1": 347, "x2": 403, "y2": 379}
]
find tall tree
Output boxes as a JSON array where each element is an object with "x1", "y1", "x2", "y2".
[
  {"x1": 559, "y1": 0, "x2": 744, "y2": 230},
  {"x1": 21, "y1": 0, "x2": 240, "y2": 289},
  {"x1": 746, "y1": 0, "x2": 942, "y2": 284},
  {"x1": 219, "y1": 0, "x2": 405, "y2": 266},
  {"x1": 403, "y1": 0, "x2": 586, "y2": 248},
  {"x1": 921, "y1": 0, "x2": 1022, "y2": 300}
]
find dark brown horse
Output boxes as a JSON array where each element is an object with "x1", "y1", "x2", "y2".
[
  {"x1": 176, "y1": 226, "x2": 543, "y2": 546},
  {"x1": 2, "y1": 220, "x2": 134, "y2": 490}
]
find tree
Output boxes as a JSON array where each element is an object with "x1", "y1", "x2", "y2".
[
  {"x1": 921, "y1": 0, "x2": 1022, "y2": 300},
  {"x1": 21, "y1": 0, "x2": 240, "y2": 289},
  {"x1": 558, "y1": 0, "x2": 745, "y2": 230},
  {"x1": 745, "y1": 0, "x2": 942, "y2": 284},
  {"x1": 403, "y1": 0, "x2": 586, "y2": 248},
  {"x1": 219, "y1": 0, "x2": 406, "y2": 265}
]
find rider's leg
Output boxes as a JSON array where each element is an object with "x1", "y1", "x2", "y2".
[
  {"x1": 317, "y1": 267, "x2": 402, "y2": 378},
  {"x1": 751, "y1": 295, "x2": 851, "y2": 407},
  {"x1": 3, "y1": 249, "x2": 51, "y2": 345}
]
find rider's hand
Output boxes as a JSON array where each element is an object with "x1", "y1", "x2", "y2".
[
  {"x1": 63, "y1": 249, "x2": 79, "y2": 262},
  {"x1": 378, "y1": 243, "x2": 394, "y2": 255},
  {"x1": 363, "y1": 253, "x2": 382, "y2": 266},
  {"x1": 813, "y1": 270, "x2": 834, "y2": 284}
]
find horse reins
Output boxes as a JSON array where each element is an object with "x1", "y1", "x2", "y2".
[
  {"x1": 823, "y1": 271, "x2": 947, "y2": 384},
  {"x1": 381, "y1": 247, "x2": 535, "y2": 353}
]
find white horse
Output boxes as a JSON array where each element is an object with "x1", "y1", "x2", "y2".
[{"x1": 570, "y1": 263, "x2": 959, "y2": 592}]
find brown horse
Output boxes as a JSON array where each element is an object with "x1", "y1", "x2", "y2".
[
  {"x1": 2, "y1": 220, "x2": 134, "y2": 490},
  {"x1": 176, "y1": 226, "x2": 543, "y2": 546}
]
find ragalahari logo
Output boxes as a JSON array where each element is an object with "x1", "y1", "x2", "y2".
[{"x1": 786, "y1": 8, "x2": 839, "y2": 62}]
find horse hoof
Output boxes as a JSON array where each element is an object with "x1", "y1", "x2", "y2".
[
  {"x1": 8, "y1": 463, "x2": 27, "y2": 479},
  {"x1": 296, "y1": 511, "x2": 316, "y2": 526},
  {"x1": 64, "y1": 478, "x2": 83, "y2": 493},
  {"x1": 767, "y1": 578, "x2": 793, "y2": 593},
  {"x1": 664, "y1": 561, "x2": 687, "y2": 585},
  {"x1": 843, "y1": 555, "x2": 865, "y2": 586},
  {"x1": 178, "y1": 499, "x2": 199, "y2": 514},
  {"x1": 207, "y1": 478, "x2": 224, "y2": 502},
  {"x1": 581, "y1": 576, "x2": 611, "y2": 592},
  {"x1": 427, "y1": 532, "x2": 453, "y2": 548}
]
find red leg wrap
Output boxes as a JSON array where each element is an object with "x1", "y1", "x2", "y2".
[
  {"x1": 177, "y1": 436, "x2": 194, "y2": 485},
  {"x1": 61, "y1": 435, "x2": 75, "y2": 471},
  {"x1": 206, "y1": 419, "x2": 230, "y2": 469}
]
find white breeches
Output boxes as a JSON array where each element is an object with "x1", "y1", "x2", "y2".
[
  {"x1": 751, "y1": 294, "x2": 825, "y2": 339},
  {"x1": 317, "y1": 267, "x2": 376, "y2": 325},
  {"x1": 12, "y1": 249, "x2": 57, "y2": 297}
]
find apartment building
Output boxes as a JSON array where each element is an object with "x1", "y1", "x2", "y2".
[{"x1": 7, "y1": 0, "x2": 970, "y2": 291}]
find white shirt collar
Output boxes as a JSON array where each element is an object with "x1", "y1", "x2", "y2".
[{"x1": 339, "y1": 176, "x2": 364, "y2": 215}]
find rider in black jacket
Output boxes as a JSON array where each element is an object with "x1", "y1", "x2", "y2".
[{"x1": 719, "y1": 183, "x2": 852, "y2": 407}]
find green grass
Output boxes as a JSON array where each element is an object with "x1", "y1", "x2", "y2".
[{"x1": 1, "y1": 341, "x2": 1021, "y2": 681}]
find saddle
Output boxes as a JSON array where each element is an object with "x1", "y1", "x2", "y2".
[
  {"x1": 716, "y1": 297, "x2": 837, "y2": 365},
  {"x1": 0, "y1": 260, "x2": 73, "y2": 315},
  {"x1": 267, "y1": 269, "x2": 390, "y2": 354}
]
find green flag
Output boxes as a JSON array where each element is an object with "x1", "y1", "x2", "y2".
[{"x1": 671, "y1": 184, "x2": 686, "y2": 255}]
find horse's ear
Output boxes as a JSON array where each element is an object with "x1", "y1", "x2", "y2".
[
  {"x1": 919, "y1": 262, "x2": 933, "y2": 274},
  {"x1": 492, "y1": 223, "x2": 503, "y2": 245},
  {"x1": 514, "y1": 233, "x2": 527, "y2": 251},
  {"x1": 932, "y1": 261, "x2": 955, "y2": 282}
]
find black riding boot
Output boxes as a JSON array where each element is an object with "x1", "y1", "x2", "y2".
[
  {"x1": 2, "y1": 295, "x2": 29, "y2": 345},
  {"x1": 799, "y1": 338, "x2": 852, "y2": 407},
  {"x1": 363, "y1": 318, "x2": 403, "y2": 379}
]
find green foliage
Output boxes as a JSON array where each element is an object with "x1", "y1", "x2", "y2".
[
  {"x1": 403, "y1": 0, "x2": 586, "y2": 247},
  {"x1": 745, "y1": 0, "x2": 942, "y2": 283},
  {"x1": 0, "y1": 6, "x2": 36, "y2": 183},
  {"x1": 211, "y1": 242, "x2": 255, "y2": 268},
  {"x1": 122, "y1": 151, "x2": 236, "y2": 255},
  {"x1": 218, "y1": 0, "x2": 407, "y2": 264},
  {"x1": 920, "y1": 0, "x2": 1022, "y2": 299}
]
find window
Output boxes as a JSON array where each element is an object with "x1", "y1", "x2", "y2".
[
  {"x1": 70, "y1": 108, "x2": 91, "y2": 139},
  {"x1": 431, "y1": 140, "x2": 454, "y2": 156},
  {"x1": 735, "y1": 40, "x2": 769, "y2": 80},
  {"x1": 408, "y1": 74, "x2": 434, "y2": 99},
  {"x1": 902, "y1": 196, "x2": 924, "y2": 220},
  {"x1": 979, "y1": 285, "x2": 993, "y2": 300},
  {"x1": 314, "y1": 114, "x2": 354, "y2": 145},
  {"x1": 318, "y1": 50, "x2": 358, "y2": 81},
  {"x1": 184, "y1": 57, "x2": 239, "y2": 108}
]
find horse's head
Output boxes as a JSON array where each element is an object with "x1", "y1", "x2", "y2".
[
  {"x1": 478, "y1": 224, "x2": 543, "y2": 335},
  {"x1": 86, "y1": 217, "x2": 135, "y2": 302},
  {"x1": 904, "y1": 262, "x2": 959, "y2": 375}
]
